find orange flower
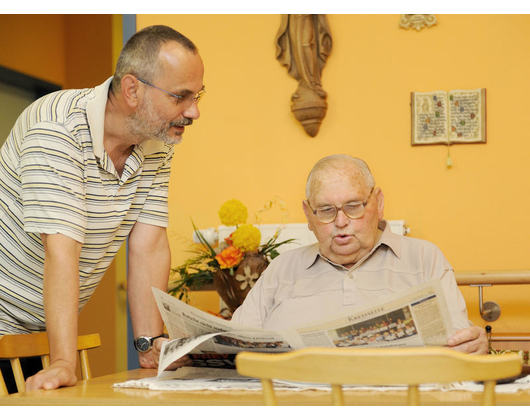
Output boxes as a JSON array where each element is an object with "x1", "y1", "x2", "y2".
[
  {"x1": 224, "y1": 233, "x2": 234, "y2": 246},
  {"x1": 215, "y1": 245, "x2": 244, "y2": 269}
]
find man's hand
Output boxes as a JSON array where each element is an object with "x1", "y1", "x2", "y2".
[
  {"x1": 25, "y1": 360, "x2": 77, "y2": 391},
  {"x1": 138, "y1": 337, "x2": 193, "y2": 370},
  {"x1": 447, "y1": 326, "x2": 488, "y2": 354}
]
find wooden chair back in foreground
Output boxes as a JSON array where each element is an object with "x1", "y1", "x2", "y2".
[
  {"x1": 236, "y1": 347, "x2": 522, "y2": 406},
  {"x1": 0, "y1": 332, "x2": 101, "y2": 396}
]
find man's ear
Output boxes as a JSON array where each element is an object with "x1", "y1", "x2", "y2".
[
  {"x1": 302, "y1": 199, "x2": 314, "y2": 232},
  {"x1": 375, "y1": 187, "x2": 385, "y2": 221},
  {"x1": 121, "y1": 75, "x2": 140, "y2": 108}
]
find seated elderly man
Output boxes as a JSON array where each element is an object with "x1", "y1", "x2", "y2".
[{"x1": 231, "y1": 154, "x2": 487, "y2": 354}]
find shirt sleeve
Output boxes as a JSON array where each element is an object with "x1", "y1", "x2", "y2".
[
  {"x1": 20, "y1": 122, "x2": 87, "y2": 243},
  {"x1": 440, "y1": 269, "x2": 473, "y2": 331},
  {"x1": 136, "y1": 147, "x2": 174, "y2": 228}
]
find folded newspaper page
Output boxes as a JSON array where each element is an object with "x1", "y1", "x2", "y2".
[{"x1": 153, "y1": 279, "x2": 455, "y2": 376}]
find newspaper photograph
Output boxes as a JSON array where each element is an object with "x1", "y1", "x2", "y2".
[
  {"x1": 290, "y1": 278, "x2": 454, "y2": 350},
  {"x1": 153, "y1": 279, "x2": 455, "y2": 376}
]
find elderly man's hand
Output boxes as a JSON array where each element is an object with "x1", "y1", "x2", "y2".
[{"x1": 447, "y1": 326, "x2": 488, "y2": 354}]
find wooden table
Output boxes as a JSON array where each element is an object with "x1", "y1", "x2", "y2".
[{"x1": 1, "y1": 368, "x2": 530, "y2": 406}]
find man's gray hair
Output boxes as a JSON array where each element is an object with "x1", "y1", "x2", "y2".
[
  {"x1": 305, "y1": 154, "x2": 375, "y2": 199},
  {"x1": 111, "y1": 25, "x2": 198, "y2": 93}
]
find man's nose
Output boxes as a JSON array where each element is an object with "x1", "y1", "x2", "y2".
[
  {"x1": 183, "y1": 100, "x2": 200, "y2": 120},
  {"x1": 334, "y1": 208, "x2": 350, "y2": 227}
]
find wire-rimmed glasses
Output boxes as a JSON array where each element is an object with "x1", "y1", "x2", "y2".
[
  {"x1": 306, "y1": 187, "x2": 375, "y2": 224},
  {"x1": 137, "y1": 77, "x2": 205, "y2": 107}
]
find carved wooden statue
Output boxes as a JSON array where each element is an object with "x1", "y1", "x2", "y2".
[{"x1": 276, "y1": 14, "x2": 332, "y2": 137}]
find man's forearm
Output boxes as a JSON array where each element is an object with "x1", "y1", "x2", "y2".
[
  {"x1": 42, "y1": 233, "x2": 82, "y2": 369},
  {"x1": 127, "y1": 257, "x2": 168, "y2": 338},
  {"x1": 25, "y1": 234, "x2": 83, "y2": 391},
  {"x1": 127, "y1": 223, "x2": 171, "y2": 366}
]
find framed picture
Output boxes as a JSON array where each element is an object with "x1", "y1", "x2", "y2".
[{"x1": 411, "y1": 88, "x2": 486, "y2": 146}]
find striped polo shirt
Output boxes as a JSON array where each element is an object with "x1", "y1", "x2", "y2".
[{"x1": 0, "y1": 77, "x2": 174, "y2": 334}]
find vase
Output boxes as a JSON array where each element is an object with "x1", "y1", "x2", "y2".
[{"x1": 213, "y1": 252, "x2": 269, "y2": 315}]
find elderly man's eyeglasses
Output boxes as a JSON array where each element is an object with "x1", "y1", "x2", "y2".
[
  {"x1": 306, "y1": 188, "x2": 375, "y2": 224},
  {"x1": 137, "y1": 77, "x2": 205, "y2": 107}
]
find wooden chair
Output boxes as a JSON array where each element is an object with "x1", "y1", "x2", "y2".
[
  {"x1": 236, "y1": 347, "x2": 522, "y2": 406},
  {"x1": 0, "y1": 332, "x2": 101, "y2": 396}
]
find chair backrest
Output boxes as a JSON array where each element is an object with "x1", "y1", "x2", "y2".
[
  {"x1": 236, "y1": 347, "x2": 522, "y2": 406},
  {"x1": 0, "y1": 332, "x2": 101, "y2": 396}
]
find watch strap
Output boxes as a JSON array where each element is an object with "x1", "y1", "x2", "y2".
[
  {"x1": 134, "y1": 333, "x2": 169, "y2": 352},
  {"x1": 151, "y1": 333, "x2": 169, "y2": 342}
]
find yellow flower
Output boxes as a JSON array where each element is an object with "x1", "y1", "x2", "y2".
[
  {"x1": 231, "y1": 224, "x2": 261, "y2": 253},
  {"x1": 218, "y1": 199, "x2": 248, "y2": 226}
]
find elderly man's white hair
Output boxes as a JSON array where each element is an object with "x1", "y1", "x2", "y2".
[{"x1": 305, "y1": 154, "x2": 375, "y2": 199}]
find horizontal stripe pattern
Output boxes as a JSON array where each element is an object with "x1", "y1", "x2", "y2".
[{"x1": 0, "y1": 83, "x2": 173, "y2": 334}]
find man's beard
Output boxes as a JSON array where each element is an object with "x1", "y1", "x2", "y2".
[{"x1": 126, "y1": 93, "x2": 193, "y2": 145}]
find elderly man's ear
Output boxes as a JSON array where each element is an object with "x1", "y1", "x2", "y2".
[
  {"x1": 374, "y1": 187, "x2": 385, "y2": 221},
  {"x1": 302, "y1": 199, "x2": 313, "y2": 231}
]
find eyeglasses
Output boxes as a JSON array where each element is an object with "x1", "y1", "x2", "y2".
[
  {"x1": 306, "y1": 187, "x2": 375, "y2": 224},
  {"x1": 137, "y1": 77, "x2": 205, "y2": 107}
]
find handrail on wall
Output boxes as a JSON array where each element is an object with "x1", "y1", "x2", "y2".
[
  {"x1": 455, "y1": 270, "x2": 530, "y2": 285},
  {"x1": 455, "y1": 270, "x2": 530, "y2": 322}
]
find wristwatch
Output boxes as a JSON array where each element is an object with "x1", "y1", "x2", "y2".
[{"x1": 133, "y1": 333, "x2": 169, "y2": 352}]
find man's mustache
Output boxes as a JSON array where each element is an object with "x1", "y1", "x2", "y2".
[{"x1": 170, "y1": 118, "x2": 193, "y2": 128}]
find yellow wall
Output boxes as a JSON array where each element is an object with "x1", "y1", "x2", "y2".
[{"x1": 137, "y1": 14, "x2": 530, "y2": 334}]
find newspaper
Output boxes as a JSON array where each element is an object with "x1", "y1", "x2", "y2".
[{"x1": 153, "y1": 279, "x2": 455, "y2": 377}]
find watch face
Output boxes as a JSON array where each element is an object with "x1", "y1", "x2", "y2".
[{"x1": 136, "y1": 337, "x2": 151, "y2": 352}]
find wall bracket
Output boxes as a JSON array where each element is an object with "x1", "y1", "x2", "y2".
[{"x1": 470, "y1": 284, "x2": 501, "y2": 322}]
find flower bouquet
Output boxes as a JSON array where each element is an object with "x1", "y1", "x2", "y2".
[{"x1": 168, "y1": 198, "x2": 295, "y2": 315}]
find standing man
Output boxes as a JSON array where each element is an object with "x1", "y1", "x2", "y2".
[{"x1": 0, "y1": 25, "x2": 204, "y2": 392}]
